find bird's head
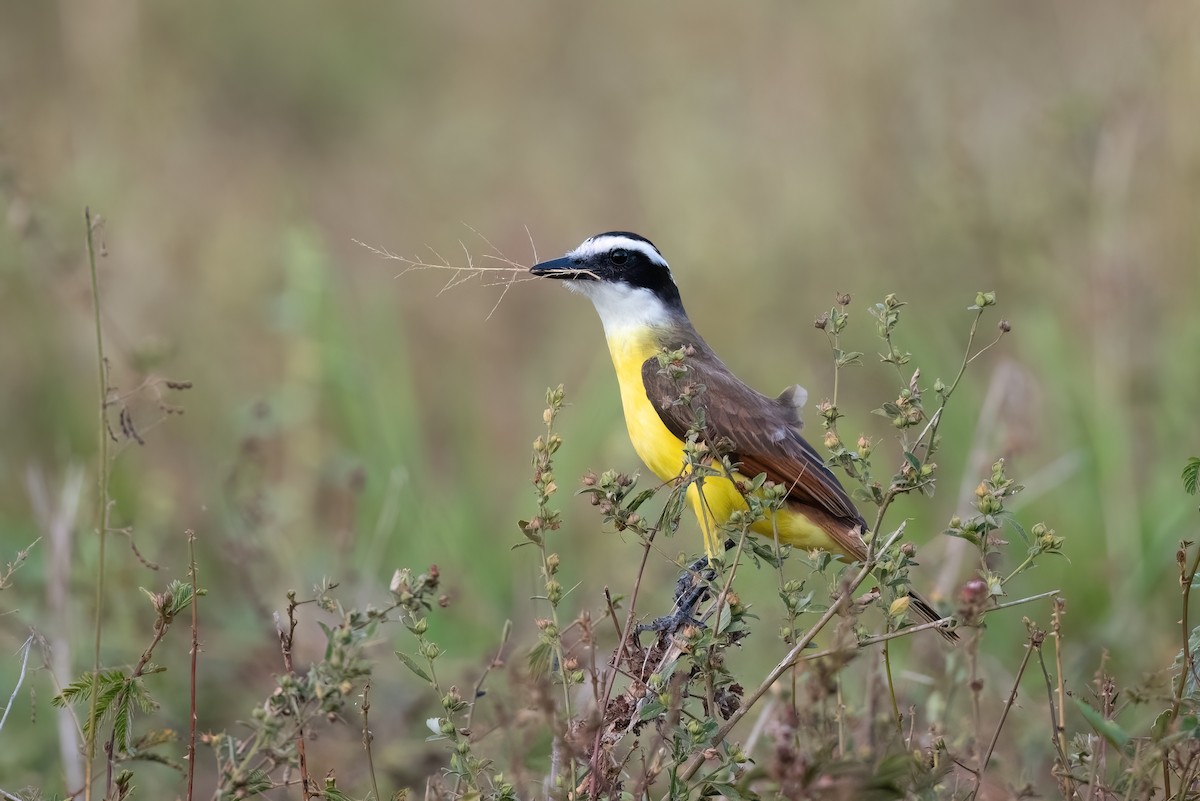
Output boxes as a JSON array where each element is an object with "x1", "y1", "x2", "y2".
[{"x1": 530, "y1": 232, "x2": 685, "y2": 333}]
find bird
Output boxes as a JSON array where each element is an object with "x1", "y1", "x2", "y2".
[{"x1": 530, "y1": 231, "x2": 956, "y2": 641}]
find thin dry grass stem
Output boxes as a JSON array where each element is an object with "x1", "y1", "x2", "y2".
[
  {"x1": 84, "y1": 206, "x2": 109, "y2": 801},
  {"x1": 356, "y1": 228, "x2": 544, "y2": 320},
  {"x1": 969, "y1": 630, "x2": 1039, "y2": 800},
  {"x1": 0, "y1": 635, "x2": 33, "y2": 736},
  {"x1": 361, "y1": 681, "x2": 381, "y2": 801},
  {"x1": 466, "y1": 619, "x2": 513, "y2": 735},
  {"x1": 186, "y1": 530, "x2": 200, "y2": 801}
]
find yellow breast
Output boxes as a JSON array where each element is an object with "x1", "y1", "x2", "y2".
[{"x1": 604, "y1": 329, "x2": 838, "y2": 558}]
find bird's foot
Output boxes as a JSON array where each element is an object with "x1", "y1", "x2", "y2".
[{"x1": 635, "y1": 540, "x2": 735, "y2": 640}]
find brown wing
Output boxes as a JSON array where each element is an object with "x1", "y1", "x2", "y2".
[
  {"x1": 642, "y1": 343, "x2": 959, "y2": 642},
  {"x1": 640, "y1": 345, "x2": 868, "y2": 540}
]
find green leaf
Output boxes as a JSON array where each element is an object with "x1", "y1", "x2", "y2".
[
  {"x1": 516, "y1": 519, "x2": 543, "y2": 546},
  {"x1": 526, "y1": 641, "x2": 553, "y2": 680},
  {"x1": 705, "y1": 783, "x2": 756, "y2": 801},
  {"x1": 1151, "y1": 709, "x2": 1172, "y2": 740},
  {"x1": 626, "y1": 488, "x2": 659, "y2": 512},
  {"x1": 836, "y1": 350, "x2": 863, "y2": 367},
  {"x1": 1073, "y1": 698, "x2": 1130, "y2": 749},
  {"x1": 637, "y1": 699, "x2": 666, "y2": 722},
  {"x1": 1183, "y1": 457, "x2": 1200, "y2": 495},
  {"x1": 132, "y1": 728, "x2": 178, "y2": 751},
  {"x1": 715, "y1": 602, "x2": 733, "y2": 635},
  {"x1": 395, "y1": 651, "x2": 432, "y2": 684},
  {"x1": 997, "y1": 511, "x2": 1030, "y2": 545}
]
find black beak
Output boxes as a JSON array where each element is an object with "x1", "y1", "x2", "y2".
[{"x1": 530, "y1": 256, "x2": 590, "y2": 279}]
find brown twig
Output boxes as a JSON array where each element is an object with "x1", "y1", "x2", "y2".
[
  {"x1": 589, "y1": 526, "x2": 657, "y2": 798},
  {"x1": 278, "y1": 593, "x2": 313, "y2": 799},
  {"x1": 1035, "y1": 623, "x2": 1074, "y2": 797},
  {"x1": 105, "y1": 619, "x2": 170, "y2": 795}
]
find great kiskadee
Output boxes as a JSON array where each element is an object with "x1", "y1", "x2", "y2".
[{"x1": 531, "y1": 231, "x2": 955, "y2": 640}]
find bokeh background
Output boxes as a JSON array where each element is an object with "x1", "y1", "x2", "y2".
[{"x1": 2, "y1": 1, "x2": 1199, "y2": 796}]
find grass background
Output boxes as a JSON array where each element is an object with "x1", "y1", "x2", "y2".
[{"x1": 1, "y1": 2, "x2": 1198, "y2": 796}]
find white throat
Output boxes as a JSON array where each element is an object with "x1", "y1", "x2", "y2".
[{"x1": 564, "y1": 280, "x2": 674, "y2": 339}]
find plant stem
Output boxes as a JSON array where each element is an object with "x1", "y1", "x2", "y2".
[
  {"x1": 1002, "y1": 553, "x2": 1037, "y2": 585},
  {"x1": 362, "y1": 681, "x2": 381, "y2": 801},
  {"x1": 1168, "y1": 543, "x2": 1200, "y2": 725},
  {"x1": 279, "y1": 596, "x2": 313, "y2": 798},
  {"x1": 186, "y1": 530, "x2": 200, "y2": 801},
  {"x1": 84, "y1": 207, "x2": 109, "y2": 801},
  {"x1": 590, "y1": 527, "x2": 657, "y2": 798},
  {"x1": 882, "y1": 636, "x2": 901, "y2": 731},
  {"x1": 1034, "y1": 641, "x2": 1073, "y2": 797},
  {"x1": 1164, "y1": 541, "x2": 1200, "y2": 797},
  {"x1": 970, "y1": 637, "x2": 1035, "y2": 799}
]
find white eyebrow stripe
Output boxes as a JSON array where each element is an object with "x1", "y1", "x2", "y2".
[{"x1": 567, "y1": 235, "x2": 669, "y2": 269}]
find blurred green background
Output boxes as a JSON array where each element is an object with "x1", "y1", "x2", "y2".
[{"x1": 2, "y1": 1, "x2": 1199, "y2": 796}]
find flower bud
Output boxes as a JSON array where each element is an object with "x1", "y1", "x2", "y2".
[{"x1": 960, "y1": 579, "x2": 988, "y2": 604}]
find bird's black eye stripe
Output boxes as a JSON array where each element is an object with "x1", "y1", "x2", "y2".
[{"x1": 609, "y1": 249, "x2": 628, "y2": 266}]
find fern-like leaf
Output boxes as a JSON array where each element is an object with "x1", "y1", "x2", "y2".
[{"x1": 1183, "y1": 457, "x2": 1200, "y2": 496}]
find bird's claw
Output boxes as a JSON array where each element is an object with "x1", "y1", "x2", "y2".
[{"x1": 635, "y1": 540, "x2": 735, "y2": 641}]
